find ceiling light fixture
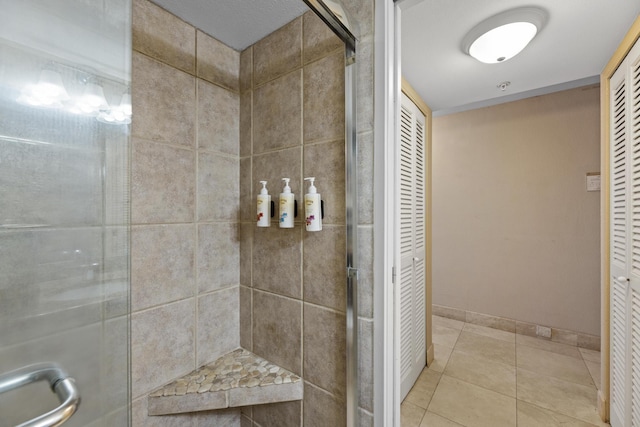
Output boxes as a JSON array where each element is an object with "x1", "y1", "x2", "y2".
[{"x1": 462, "y1": 7, "x2": 548, "y2": 64}]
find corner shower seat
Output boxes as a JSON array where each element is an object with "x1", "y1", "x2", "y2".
[{"x1": 147, "y1": 348, "x2": 303, "y2": 416}]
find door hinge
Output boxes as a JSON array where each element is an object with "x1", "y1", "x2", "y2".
[{"x1": 347, "y1": 267, "x2": 359, "y2": 280}]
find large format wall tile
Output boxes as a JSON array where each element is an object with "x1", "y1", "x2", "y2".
[
  {"x1": 253, "y1": 290, "x2": 302, "y2": 375},
  {"x1": 197, "y1": 79, "x2": 239, "y2": 155},
  {"x1": 303, "y1": 12, "x2": 343, "y2": 64},
  {"x1": 252, "y1": 226, "x2": 302, "y2": 299},
  {"x1": 132, "y1": 0, "x2": 195, "y2": 73},
  {"x1": 132, "y1": 53, "x2": 196, "y2": 147},
  {"x1": 358, "y1": 226, "x2": 374, "y2": 318},
  {"x1": 253, "y1": 18, "x2": 302, "y2": 86},
  {"x1": 131, "y1": 138, "x2": 195, "y2": 224},
  {"x1": 357, "y1": 131, "x2": 374, "y2": 225},
  {"x1": 303, "y1": 225, "x2": 346, "y2": 312},
  {"x1": 303, "y1": 304, "x2": 346, "y2": 398},
  {"x1": 132, "y1": 396, "x2": 196, "y2": 427},
  {"x1": 240, "y1": 47, "x2": 253, "y2": 93},
  {"x1": 131, "y1": 299, "x2": 195, "y2": 398},
  {"x1": 253, "y1": 71, "x2": 302, "y2": 154},
  {"x1": 196, "y1": 30, "x2": 240, "y2": 92},
  {"x1": 304, "y1": 382, "x2": 345, "y2": 427},
  {"x1": 197, "y1": 287, "x2": 240, "y2": 365},
  {"x1": 253, "y1": 401, "x2": 301, "y2": 427},
  {"x1": 197, "y1": 223, "x2": 239, "y2": 294},
  {"x1": 239, "y1": 91, "x2": 252, "y2": 157},
  {"x1": 239, "y1": 285, "x2": 252, "y2": 350},
  {"x1": 303, "y1": 140, "x2": 345, "y2": 225},
  {"x1": 197, "y1": 152, "x2": 239, "y2": 221},
  {"x1": 131, "y1": 224, "x2": 195, "y2": 311},
  {"x1": 239, "y1": 223, "x2": 253, "y2": 287},
  {"x1": 239, "y1": 157, "x2": 253, "y2": 222},
  {"x1": 303, "y1": 50, "x2": 345, "y2": 143}
]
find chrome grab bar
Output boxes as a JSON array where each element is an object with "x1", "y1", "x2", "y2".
[{"x1": 0, "y1": 363, "x2": 80, "y2": 427}]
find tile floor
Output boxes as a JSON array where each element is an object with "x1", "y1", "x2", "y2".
[{"x1": 401, "y1": 315, "x2": 608, "y2": 427}]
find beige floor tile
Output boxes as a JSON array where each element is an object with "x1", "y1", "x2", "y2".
[
  {"x1": 516, "y1": 368, "x2": 602, "y2": 425},
  {"x1": 584, "y1": 360, "x2": 601, "y2": 389},
  {"x1": 444, "y1": 349, "x2": 516, "y2": 397},
  {"x1": 517, "y1": 345, "x2": 594, "y2": 387},
  {"x1": 462, "y1": 323, "x2": 515, "y2": 343},
  {"x1": 516, "y1": 334, "x2": 582, "y2": 359},
  {"x1": 401, "y1": 401, "x2": 426, "y2": 427},
  {"x1": 517, "y1": 401, "x2": 607, "y2": 427},
  {"x1": 430, "y1": 344, "x2": 453, "y2": 373},
  {"x1": 433, "y1": 315, "x2": 465, "y2": 331},
  {"x1": 454, "y1": 331, "x2": 515, "y2": 366},
  {"x1": 428, "y1": 375, "x2": 517, "y2": 427},
  {"x1": 404, "y1": 368, "x2": 442, "y2": 409},
  {"x1": 433, "y1": 324, "x2": 462, "y2": 349},
  {"x1": 579, "y1": 348, "x2": 601, "y2": 364},
  {"x1": 420, "y1": 411, "x2": 464, "y2": 426}
]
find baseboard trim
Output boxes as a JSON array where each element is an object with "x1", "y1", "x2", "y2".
[{"x1": 433, "y1": 304, "x2": 601, "y2": 351}]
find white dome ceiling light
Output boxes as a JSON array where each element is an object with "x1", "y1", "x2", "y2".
[{"x1": 462, "y1": 7, "x2": 548, "y2": 64}]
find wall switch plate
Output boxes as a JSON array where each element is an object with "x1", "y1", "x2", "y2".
[
  {"x1": 536, "y1": 325, "x2": 552, "y2": 338},
  {"x1": 586, "y1": 173, "x2": 601, "y2": 192}
]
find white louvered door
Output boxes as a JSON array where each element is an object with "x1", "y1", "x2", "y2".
[
  {"x1": 610, "y1": 36, "x2": 640, "y2": 427},
  {"x1": 399, "y1": 92, "x2": 427, "y2": 400}
]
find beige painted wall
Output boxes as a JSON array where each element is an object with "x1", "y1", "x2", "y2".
[{"x1": 432, "y1": 85, "x2": 601, "y2": 336}]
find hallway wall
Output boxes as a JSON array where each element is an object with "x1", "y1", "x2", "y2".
[{"x1": 432, "y1": 85, "x2": 601, "y2": 336}]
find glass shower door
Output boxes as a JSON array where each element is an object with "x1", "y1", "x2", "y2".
[{"x1": 0, "y1": 1, "x2": 131, "y2": 426}]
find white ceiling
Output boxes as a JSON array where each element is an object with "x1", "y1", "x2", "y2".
[
  {"x1": 152, "y1": 0, "x2": 640, "y2": 116},
  {"x1": 401, "y1": 0, "x2": 640, "y2": 115},
  {"x1": 150, "y1": 0, "x2": 309, "y2": 51}
]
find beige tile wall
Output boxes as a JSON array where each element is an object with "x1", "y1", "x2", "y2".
[
  {"x1": 131, "y1": 0, "x2": 240, "y2": 425},
  {"x1": 131, "y1": 0, "x2": 376, "y2": 425},
  {"x1": 239, "y1": 6, "x2": 376, "y2": 425}
]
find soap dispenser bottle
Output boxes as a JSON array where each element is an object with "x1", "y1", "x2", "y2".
[
  {"x1": 279, "y1": 178, "x2": 295, "y2": 228},
  {"x1": 304, "y1": 177, "x2": 322, "y2": 231},
  {"x1": 257, "y1": 180, "x2": 271, "y2": 227}
]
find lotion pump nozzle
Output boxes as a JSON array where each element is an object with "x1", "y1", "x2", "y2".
[
  {"x1": 304, "y1": 177, "x2": 317, "y2": 193},
  {"x1": 260, "y1": 180, "x2": 268, "y2": 194},
  {"x1": 282, "y1": 178, "x2": 291, "y2": 193}
]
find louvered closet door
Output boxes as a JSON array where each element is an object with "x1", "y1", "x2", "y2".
[
  {"x1": 610, "y1": 37, "x2": 640, "y2": 427},
  {"x1": 399, "y1": 93, "x2": 427, "y2": 400}
]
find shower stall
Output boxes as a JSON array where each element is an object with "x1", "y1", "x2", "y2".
[{"x1": 0, "y1": 0, "x2": 376, "y2": 425}]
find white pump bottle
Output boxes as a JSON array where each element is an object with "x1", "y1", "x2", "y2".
[
  {"x1": 279, "y1": 178, "x2": 295, "y2": 228},
  {"x1": 257, "y1": 180, "x2": 270, "y2": 227},
  {"x1": 304, "y1": 177, "x2": 322, "y2": 231}
]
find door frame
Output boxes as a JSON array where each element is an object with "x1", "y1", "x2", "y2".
[{"x1": 600, "y1": 14, "x2": 640, "y2": 423}]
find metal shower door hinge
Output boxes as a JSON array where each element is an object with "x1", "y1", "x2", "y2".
[{"x1": 347, "y1": 267, "x2": 359, "y2": 280}]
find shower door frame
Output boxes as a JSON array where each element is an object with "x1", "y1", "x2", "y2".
[{"x1": 301, "y1": 2, "x2": 359, "y2": 426}]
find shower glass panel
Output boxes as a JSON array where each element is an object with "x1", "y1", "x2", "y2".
[{"x1": 0, "y1": 1, "x2": 131, "y2": 426}]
